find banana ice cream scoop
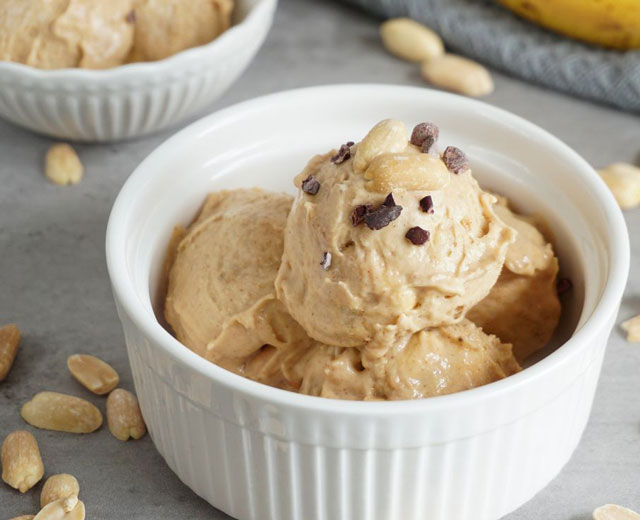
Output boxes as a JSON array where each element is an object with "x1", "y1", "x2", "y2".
[
  {"x1": 163, "y1": 187, "x2": 522, "y2": 400},
  {"x1": 295, "y1": 319, "x2": 520, "y2": 400},
  {"x1": 0, "y1": 0, "x2": 135, "y2": 69},
  {"x1": 0, "y1": 0, "x2": 233, "y2": 69},
  {"x1": 127, "y1": 0, "x2": 233, "y2": 62},
  {"x1": 467, "y1": 199, "x2": 561, "y2": 361},
  {"x1": 164, "y1": 188, "x2": 312, "y2": 390},
  {"x1": 275, "y1": 119, "x2": 516, "y2": 356}
]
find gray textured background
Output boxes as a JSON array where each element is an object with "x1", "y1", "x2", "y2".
[{"x1": 1, "y1": 0, "x2": 639, "y2": 518}]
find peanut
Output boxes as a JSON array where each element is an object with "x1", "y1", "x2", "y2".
[
  {"x1": 41, "y1": 474, "x2": 80, "y2": 508},
  {"x1": 44, "y1": 144, "x2": 84, "y2": 186},
  {"x1": 67, "y1": 354, "x2": 119, "y2": 395},
  {"x1": 364, "y1": 152, "x2": 450, "y2": 193},
  {"x1": 593, "y1": 504, "x2": 640, "y2": 520},
  {"x1": 9, "y1": 516, "x2": 35, "y2": 520},
  {"x1": 34, "y1": 496, "x2": 85, "y2": 520},
  {"x1": 353, "y1": 119, "x2": 409, "y2": 174},
  {"x1": 0, "y1": 323, "x2": 20, "y2": 382},
  {"x1": 106, "y1": 389, "x2": 147, "y2": 441},
  {"x1": 1, "y1": 430, "x2": 44, "y2": 493},
  {"x1": 421, "y1": 54, "x2": 494, "y2": 97},
  {"x1": 380, "y1": 18, "x2": 444, "y2": 62},
  {"x1": 21, "y1": 392, "x2": 103, "y2": 434},
  {"x1": 597, "y1": 163, "x2": 640, "y2": 209},
  {"x1": 621, "y1": 314, "x2": 640, "y2": 343}
]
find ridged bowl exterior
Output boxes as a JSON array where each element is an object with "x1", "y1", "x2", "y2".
[
  {"x1": 0, "y1": 0, "x2": 276, "y2": 142},
  {"x1": 106, "y1": 85, "x2": 630, "y2": 520},
  {"x1": 117, "y1": 305, "x2": 612, "y2": 520}
]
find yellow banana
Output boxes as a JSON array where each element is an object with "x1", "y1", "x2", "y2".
[{"x1": 498, "y1": 0, "x2": 640, "y2": 50}]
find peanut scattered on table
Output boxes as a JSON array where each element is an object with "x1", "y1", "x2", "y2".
[
  {"x1": 621, "y1": 314, "x2": 640, "y2": 343},
  {"x1": 380, "y1": 18, "x2": 444, "y2": 62},
  {"x1": 44, "y1": 144, "x2": 84, "y2": 186},
  {"x1": 0, "y1": 323, "x2": 21, "y2": 382},
  {"x1": 41, "y1": 474, "x2": 80, "y2": 508},
  {"x1": 21, "y1": 392, "x2": 103, "y2": 434},
  {"x1": 593, "y1": 504, "x2": 640, "y2": 520},
  {"x1": 597, "y1": 163, "x2": 640, "y2": 209},
  {"x1": 33, "y1": 496, "x2": 85, "y2": 520},
  {"x1": 421, "y1": 53, "x2": 494, "y2": 97},
  {"x1": 106, "y1": 388, "x2": 147, "y2": 441},
  {"x1": 1, "y1": 430, "x2": 44, "y2": 493},
  {"x1": 67, "y1": 354, "x2": 119, "y2": 395}
]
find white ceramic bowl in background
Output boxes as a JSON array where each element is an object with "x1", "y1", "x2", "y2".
[
  {"x1": 106, "y1": 85, "x2": 629, "y2": 520},
  {"x1": 0, "y1": 0, "x2": 276, "y2": 142}
]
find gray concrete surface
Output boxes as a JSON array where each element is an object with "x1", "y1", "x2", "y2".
[{"x1": 1, "y1": 0, "x2": 639, "y2": 518}]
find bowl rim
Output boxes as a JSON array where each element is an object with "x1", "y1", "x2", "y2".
[
  {"x1": 106, "y1": 83, "x2": 630, "y2": 417},
  {"x1": 0, "y1": 0, "x2": 276, "y2": 83}
]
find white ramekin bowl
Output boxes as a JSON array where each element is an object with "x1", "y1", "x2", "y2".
[
  {"x1": 0, "y1": 0, "x2": 276, "y2": 142},
  {"x1": 106, "y1": 85, "x2": 629, "y2": 520}
]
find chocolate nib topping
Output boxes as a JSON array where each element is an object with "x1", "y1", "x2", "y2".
[
  {"x1": 364, "y1": 205, "x2": 402, "y2": 230},
  {"x1": 351, "y1": 204, "x2": 372, "y2": 226},
  {"x1": 382, "y1": 193, "x2": 397, "y2": 207},
  {"x1": 364, "y1": 194, "x2": 403, "y2": 231},
  {"x1": 410, "y1": 122, "x2": 439, "y2": 153},
  {"x1": 405, "y1": 226, "x2": 430, "y2": 245},
  {"x1": 442, "y1": 146, "x2": 469, "y2": 174},
  {"x1": 320, "y1": 251, "x2": 332, "y2": 270},
  {"x1": 301, "y1": 175, "x2": 320, "y2": 195},
  {"x1": 331, "y1": 141, "x2": 355, "y2": 164},
  {"x1": 556, "y1": 277, "x2": 572, "y2": 295},
  {"x1": 421, "y1": 136, "x2": 436, "y2": 154},
  {"x1": 419, "y1": 195, "x2": 434, "y2": 214}
]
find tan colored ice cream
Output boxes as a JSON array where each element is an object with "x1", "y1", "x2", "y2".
[
  {"x1": 164, "y1": 188, "x2": 312, "y2": 390},
  {"x1": 163, "y1": 120, "x2": 562, "y2": 401},
  {"x1": 0, "y1": 0, "x2": 135, "y2": 69},
  {"x1": 294, "y1": 320, "x2": 520, "y2": 400},
  {"x1": 0, "y1": 0, "x2": 232, "y2": 69},
  {"x1": 275, "y1": 119, "x2": 516, "y2": 356},
  {"x1": 164, "y1": 186, "x2": 522, "y2": 399},
  {"x1": 128, "y1": 0, "x2": 233, "y2": 62},
  {"x1": 467, "y1": 199, "x2": 561, "y2": 361}
]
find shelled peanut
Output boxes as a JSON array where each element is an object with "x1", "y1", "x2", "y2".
[
  {"x1": 34, "y1": 496, "x2": 85, "y2": 520},
  {"x1": 67, "y1": 354, "x2": 119, "y2": 395},
  {"x1": 380, "y1": 18, "x2": 443, "y2": 62},
  {"x1": 593, "y1": 504, "x2": 640, "y2": 520},
  {"x1": 106, "y1": 388, "x2": 147, "y2": 441},
  {"x1": 1, "y1": 431, "x2": 44, "y2": 493},
  {"x1": 21, "y1": 392, "x2": 103, "y2": 434},
  {"x1": 44, "y1": 144, "x2": 84, "y2": 186},
  {"x1": 597, "y1": 163, "x2": 640, "y2": 209},
  {"x1": 41, "y1": 474, "x2": 80, "y2": 508},
  {"x1": 0, "y1": 323, "x2": 21, "y2": 382}
]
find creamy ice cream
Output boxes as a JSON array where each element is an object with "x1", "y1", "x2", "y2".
[
  {"x1": 275, "y1": 119, "x2": 516, "y2": 356},
  {"x1": 295, "y1": 319, "x2": 520, "y2": 400},
  {"x1": 467, "y1": 199, "x2": 561, "y2": 361},
  {"x1": 0, "y1": 0, "x2": 233, "y2": 69},
  {"x1": 164, "y1": 187, "x2": 521, "y2": 399},
  {"x1": 163, "y1": 119, "x2": 564, "y2": 401},
  {"x1": 0, "y1": 0, "x2": 134, "y2": 69},
  {"x1": 164, "y1": 188, "x2": 312, "y2": 390},
  {"x1": 128, "y1": 0, "x2": 232, "y2": 62}
]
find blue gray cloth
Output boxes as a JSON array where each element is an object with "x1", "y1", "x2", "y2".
[{"x1": 342, "y1": 0, "x2": 640, "y2": 113}]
